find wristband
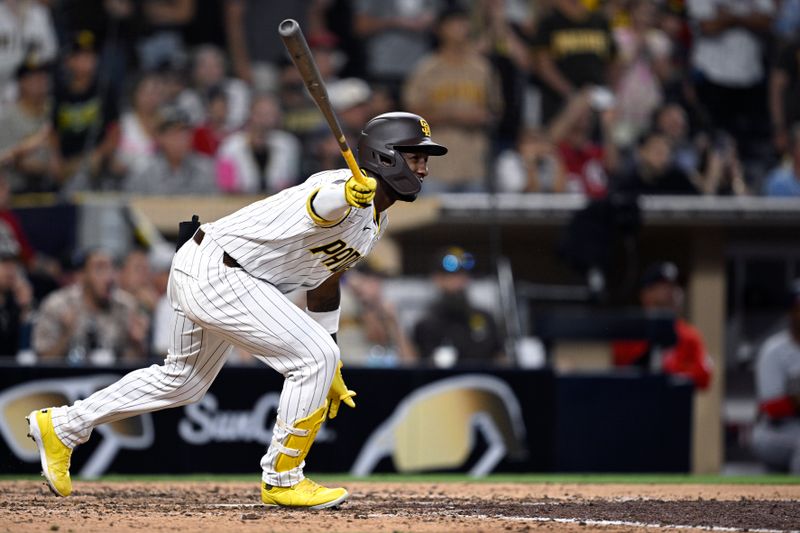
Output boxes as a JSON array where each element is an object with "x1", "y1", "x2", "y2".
[{"x1": 306, "y1": 307, "x2": 340, "y2": 334}]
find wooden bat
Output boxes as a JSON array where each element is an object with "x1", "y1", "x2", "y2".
[{"x1": 278, "y1": 18, "x2": 366, "y2": 185}]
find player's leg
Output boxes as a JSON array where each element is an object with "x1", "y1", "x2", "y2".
[
  {"x1": 27, "y1": 268, "x2": 231, "y2": 497},
  {"x1": 751, "y1": 419, "x2": 800, "y2": 473},
  {"x1": 179, "y1": 245, "x2": 344, "y2": 507}
]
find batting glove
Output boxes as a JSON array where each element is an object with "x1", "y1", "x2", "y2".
[
  {"x1": 344, "y1": 172, "x2": 377, "y2": 208},
  {"x1": 327, "y1": 360, "x2": 356, "y2": 419}
]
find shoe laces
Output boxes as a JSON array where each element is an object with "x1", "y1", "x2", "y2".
[{"x1": 298, "y1": 478, "x2": 321, "y2": 494}]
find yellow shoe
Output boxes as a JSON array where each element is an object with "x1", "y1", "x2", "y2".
[
  {"x1": 26, "y1": 408, "x2": 73, "y2": 497},
  {"x1": 261, "y1": 478, "x2": 348, "y2": 510}
]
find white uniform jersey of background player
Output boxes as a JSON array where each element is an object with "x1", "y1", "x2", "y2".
[{"x1": 26, "y1": 111, "x2": 447, "y2": 510}]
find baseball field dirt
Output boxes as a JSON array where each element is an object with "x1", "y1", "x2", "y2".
[{"x1": 2, "y1": 480, "x2": 799, "y2": 532}]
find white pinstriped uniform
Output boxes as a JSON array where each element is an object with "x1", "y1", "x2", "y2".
[{"x1": 50, "y1": 169, "x2": 387, "y2": 487}]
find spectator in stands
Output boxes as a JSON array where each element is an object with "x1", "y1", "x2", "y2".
[
  {"x1": 772, "y1": 0, "x2": 800, "y2": 44},
  {"x1": 769, "y1": 38, "x2": 800, "y2": 155},
  {"x1": 547, "y1": 90, "x2": 619, "y2": 198},
  {"x1": 612, "y1": 262, "x2": 712, "y2": 390},
  {"x1": 652, "y1": 103, "x2": 700, "y2": 177},
  {"x1": 403, "y1": 7, "x2": 501, "y2": 192},
  {"x1": 0, "y1": 57, "x2": 55, "y2": 193},
  {"x1": 687, "y1": 0, "x2": 774, "y2": 152},
  {"x1": 0, "y1": 0, "x2": 58, "y2": 95},
  {"x1": 177, "y1": 44, "x2": 250, "y2": 130},
  {"x1": 494, "y1": 128, "x2": 566, "y2": 193},
  {"x1": 693, "y1": 132, "x2": 749, "y2": 196},
  {"x1": 118, "y1": 247, "x2": 159, "y2": 316},
  {"x1": 136, "y1": 0, "x2": 195, "y2": 71},
  {"x1": 191, "y1": 85, "x2": 229, "y2": 156},
  {"x1": 278, "y1": 31, "x2": 341, "y2": 152},
  {"x1": 123, "y1": 106, "x2": 217, "y2": 195},
  {"x1": 531, "y1": 0, "x2": 617, "y2": 124},
  {"x1": 50, "y1": 30, "x2": 119, "y2": 189},
  {"x1": 0, "y1": 228, "x2": 32, "y2": 356},
  {"x1": 32, "y1": 248, "x2": 149, "y2": 364},
  {"x1": 354, "y1": 0, "x2": 441, "y2": 100},
  {"x1": 618, "y1": 131, "x2": 700, "y2": 195},
  {"x1": 763, "y1": 124, "x2": 800, "y2": 197},
  {"x1": 304, "y1": 78, "x2": 372, "y2": 176},
  {"x1": 339, "y1": 263, "x2": 418, "y2": 367},
  {"x1": 612, "y1": 0, "x2": 673, "y2": 147},
  {"x1": 0, "y1": 170, "x2": 35, "y2": 267},
  {"x1": 751, "y1": 279, "x2": 800, "y2": 473},
  {"x1": 116, "y1": 72, "x2": 166, "y2": 177},
  {"x1": 216, "y1": 93, "x2": 300, "y2": 194},
  {"x1": 651, "y1": 103, "x2": 748, "y2": 195},
  {"x1": 413, "y1": 247, "x2": 504, "y2": 367},
  {"x1": 329, "y1": 77, "x2": 373, "y2": 146},
  {"x1": 224, "y1": 0, "x2": 312, "y2": 90},
  {"x1": 149, "y1": 244, "x2": 174, "y2": 358}
]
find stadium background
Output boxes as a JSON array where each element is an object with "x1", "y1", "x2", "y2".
[{"x1": 0, "y1": 0, "x2": 799, "y2": 481}]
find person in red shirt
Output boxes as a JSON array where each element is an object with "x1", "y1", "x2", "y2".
[
  {"x1": 613, "y1": 261, "x2": 712, "y2": 390},
  {"x1": 191, "y1": 86, "x2": 230, "y2": 156},
  {"x1": 547, "y1": 89, "x2": 620, "y2": 199}
]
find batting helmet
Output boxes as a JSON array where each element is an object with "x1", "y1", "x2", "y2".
[{"x1": 357, "y1": 112, "x2": 447, "y2": 201}]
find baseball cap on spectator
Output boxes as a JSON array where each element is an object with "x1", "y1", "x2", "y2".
[
  {"x1": 328, "y1": 78, "x2": 371, "y2": 112},
  {"x1": 15, "y1": 55, "x2": 52, "y2": 79},
  {"x1": 156, "y1": 106, "x2": 191, "y2": 132},
  {"x1": 67, "y1": 30, "x2": 98, "y2": 55},
  {"x1": 640, "y1": 261, "x2": 679, "y2": 288}
]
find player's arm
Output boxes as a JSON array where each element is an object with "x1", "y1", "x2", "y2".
[
  {"x1": 306, "y1": 175, "x2": 377, "y2": 227},
  {"x1": 305, "y1": 273, "x2": 356, "y2": 418}
]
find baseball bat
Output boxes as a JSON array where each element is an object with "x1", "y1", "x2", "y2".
[{"x1": 278, "y1": 18, "x2": 366, "y2": 185}]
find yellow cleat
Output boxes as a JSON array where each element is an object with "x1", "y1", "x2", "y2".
[
  {"x1": 26, "y1": 408, "x2": 72, "y2": 497},
  {"x1": 261, "y1": 478, "x2": 348, "y2": 510}
]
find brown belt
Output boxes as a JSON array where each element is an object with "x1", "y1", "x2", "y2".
[{"x1": 193, "y1": 229, "x2": 242, "y2": 268}]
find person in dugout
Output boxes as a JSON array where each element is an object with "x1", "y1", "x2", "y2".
[{"x1": 612, "y1": 261, "x2": 712, "y2": 390}]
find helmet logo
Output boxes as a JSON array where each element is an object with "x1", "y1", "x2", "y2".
[{"x1": 419, "y1": 119, "x2": 431, "y2": 137}]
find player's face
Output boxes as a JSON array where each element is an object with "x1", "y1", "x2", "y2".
[{"x1": 401, "y1": 152, "x2": 429, "y2": 182}]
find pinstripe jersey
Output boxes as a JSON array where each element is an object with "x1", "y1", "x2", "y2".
[{"x1": 205, "y1": 169, "x2": 388, "y2": 294}]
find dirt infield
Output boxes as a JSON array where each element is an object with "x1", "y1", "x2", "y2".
[{"x1": 1, "y1": 480, "x2": 799, "y2": 533}]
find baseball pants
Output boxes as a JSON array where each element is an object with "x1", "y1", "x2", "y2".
[
  {"x1": 751, "y1": 418, "x2": 800, "y2": 474},
  {"x1": 50, "y1": 231, "x2": 340, "y2": 487}
]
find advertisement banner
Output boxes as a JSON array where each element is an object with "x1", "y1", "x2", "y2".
[{"x1": 0, "y1": 365, "x2": 690, "y2": 475}]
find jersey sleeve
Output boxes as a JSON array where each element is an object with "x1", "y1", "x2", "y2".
[{"x1": 304, "y1": 170, "x2": 352, "y2": 227}]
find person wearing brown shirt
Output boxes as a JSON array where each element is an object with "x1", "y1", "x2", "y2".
[{"x1": 403, "y1": 7, "x2": 501, "y2": 192}]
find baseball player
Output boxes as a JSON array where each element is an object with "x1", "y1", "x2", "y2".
[
  {"x1": 26, "y1": 112, "x2": 447, "y2": 509},
  {"x1": 751, "y1": 280, "x2": 800, "y2": 473}
]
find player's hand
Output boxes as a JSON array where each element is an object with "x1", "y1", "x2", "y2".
[
  {"x1": 327, "y1": 360, "x2": 356, "y2": 419},
  {"x1": 344, "y1": 171, "x2": 376, "y2": 208}
]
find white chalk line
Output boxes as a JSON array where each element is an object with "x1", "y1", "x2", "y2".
[
  {"x1": 363, "y1": 512, "x2": 797, "y2": 533},
  {"x1": 485, "y1": 515, "x2": 799, "y2": 533},
  {"x1": 208, "y1": 503, "x2": 262, "y2": 508},
  {"x1": 206, "y1": 502, "x2": 798, "y2": 533}
]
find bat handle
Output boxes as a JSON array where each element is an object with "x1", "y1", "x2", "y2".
[{"x1": 341, "y1": 143, "x2": 368, "y2": 186}]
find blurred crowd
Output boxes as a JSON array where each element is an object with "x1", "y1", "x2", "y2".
[
  {"x1": 0, "y1": 0, "x2": 797, "y2": 199},
  {"x1": 0, "y1": 0, "x2": 798, "y2": 368}
]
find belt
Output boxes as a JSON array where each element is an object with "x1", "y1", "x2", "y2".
[{"x1": 193, "y1": 229, "x2": 242, "y2": 268}]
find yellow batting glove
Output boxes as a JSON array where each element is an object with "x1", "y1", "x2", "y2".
[
  {"x1": 344, "y1": 172, "x2": 377, "y2": 208},
  {"x1": 327, "y1": 360, "x2": 356, "y2": 419}
]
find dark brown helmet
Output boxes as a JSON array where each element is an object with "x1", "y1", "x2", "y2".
[{"x1": 357, "y1": 112, "x2": 447, "y2": 202}]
